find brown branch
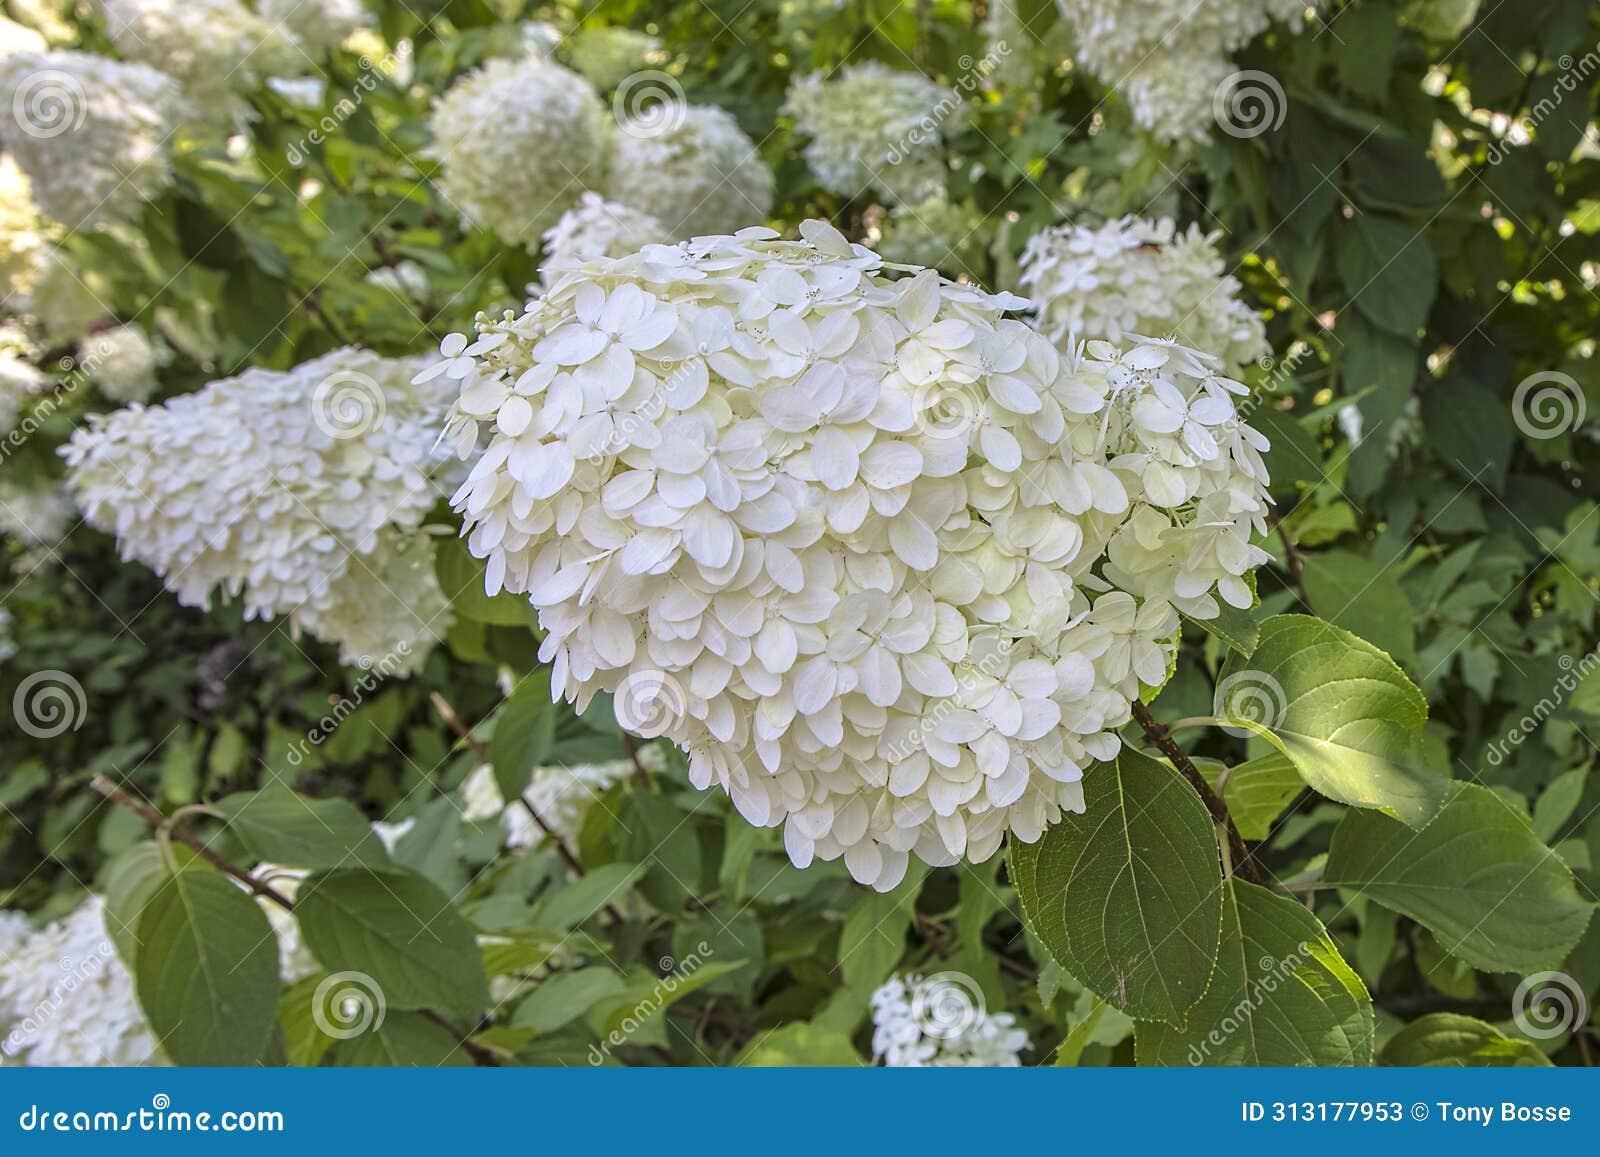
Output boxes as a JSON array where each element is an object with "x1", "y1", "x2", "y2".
[
  {"x1": 1128, "y1": 701, "x2": 1263, "y2": 884},
  {"x1": 429, "y1": 691, "x2": 489, "y2": 761},
  {"x1": 91, "y1": 774, "x2": 502, "y2": 1066},
  {"x1": 1270, "y1": 510, "x2": 1308, "y2": 599}
]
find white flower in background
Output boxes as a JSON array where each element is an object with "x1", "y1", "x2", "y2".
[
  {"x1": 0, "y1": 606, "x2": 16, "y2": 661},
  {"x1": 877, "y1": 195, "x2": 986, "y2": 280},
  {"x1": 62, "y1": 347, "x2": 455, "y2": 673},
  {"x1": 0, "y1": 153, "x2": 47, "y2": 301},
  {"x1": 366, "y1": 259, "x2": 430, "y2": 299},
  {"x1": 540, "y1": 192, "x2": 666, "y2": 283},
  {"x1": 0, "y1": 897, "x2": 162, "y2": 1067},
  {"x1": 21, "y1": 250, "x2": 107, "y2": 340},
  {"x1": 1054, "y1": 0, "x2": 1310, "y2": 142},
  {"x1": 81, "y1": 322, "x2": 161, "y2": 403},
  {"x1": 784, "y1": 62, "x2": 955, "y2": 204},
  {"x1": 870, "y1": 973, "x2": 1029, "y2": 1066},
  {"x1": 0, "y1": 909, "x2": 30, "y2": 957},
  {"x1": 433, "y1": 220, "x2": 1271, "y2": 889},
  {"x1": 604, "y1": 104, "x2": 773, "y2": 241},
  {"x1": 566, "y1": 25, "x2": 662, "y2": 90},
  {"x1": 430, "y1": 56, "x2": 606, "y2": 248},
  {"x1": 0, "y1": 51, "x2": 181, "y2": 231},
  {"x1": 5, "y1": 0, "x2": 76, "y2": 46},
  {"x1": 982, "y1": 0, "x2": 1070, "y2": 92},
  {"x1": 0, "y1": 479, "x2": 74, "y2": 550},
  {"x1": 461, "y1": 754, "x2": 649, "y2": 849},
  {"x1": 249, "y1": 865, "x2": 318, "y2": 982},
  {"x1": 0, "y1": 322, "x2": 43, "y2": 435},
  {"x1": 0, "y1": 16, "x2": 46, "y2": 58},
  {"x1": 98, "y1": 0, "x2": 297, "y2": 122},
  {"x1": 256, "y1": 0, "x2": 369, "y2": 56},
  {"x1": 1339, "y1": 395, "x2": 1422, "y2": 457},
  {"x1": 1019, "y1": 215, "x2": 1267, "y2": 371}
]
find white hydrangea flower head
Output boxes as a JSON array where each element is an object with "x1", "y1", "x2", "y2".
[
  {"x1": 62, "y1": 347, "x2": 455, "y2": 673},
  {"x1": 98, "y1": 0, "x2": 297, "y2": 122},
  {"x1": 433, "y1": 219, "x2": 1272, "y2": 890},
  {"x1": 0, "y1": 50, "x2": 181, "y2": 231},
  {"x1": 256, "y1": 0, "x2": 369, "y2": 56},
  {"x1": 603, "y1": 104, "x2": 773, "y2": 241},
  {"x1": 461, "y1": 752, "x2": 654, "y2": 850},
  {"x1": 540, "y1": 192, "x2": 667, "y2": 285},
  {"x1": 430, "y1": 55, "x2": 607, "y2": 248},
  {"x1": 784, "y1": 62, "x2": 956, "y2": 205},
  {"x1": 0, "y1": 897, "x2": 163, "y2": 1067},
  {"x1": 870, "y1": 973, "x2": 1029, "y2": 1066},
  {"x1": 982, "y1": 0, "x2": 1070, "y2": 92},
  {"x1": 1018, "y1": 215, "x2": 1267, "y2": 371},
  {"x1": 0, "y1": 322, "x2": 43, "y2": 435},
  {"x1": 1054, "y1": 0, "x2": 1311, "y2": 142},
  {"x1": 566, "y1": 26, "x2": 662, "y2": 90},
  {"x1": 0, "y1": 153, "x2": 48, "y2": 300},
  {"x1": 877, "y1": 195, "x2": 986, "y2": 281},
  {"x1": 22, "y1": 249, "x2": 107, "y2": 339},
  {"x1": 5, "y1": 0, "x2": 76, "y2": 46},
  {"x1": 0, "y1": 478, "x2": 73, "y2": 550},
  {"x1": 0, "y1": 16, "x2": 46, "y2": 58},
  {"x1": 81, "y1": 322, "x2": 161, "y2": 403}
]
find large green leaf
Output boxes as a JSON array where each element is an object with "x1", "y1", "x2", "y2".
[
  {"x1": 514, "y1": 967, "x2": 626, "y2": 1033},
  {"x1": 333, "y1": 1011, "x2": 473, "y2": 1066},
  {"x1": 1325, "y1": 782, "x2": 1594, "y2": 973},
  {"x1": 1136, "y1": 880, "x2": 1373, "y2": 1065},
  {"x1": 435, "y1": 535, "x2": 538, "y2": 626},
  {"x1": 1380, "y1": 1013, "x2": 1552, "y2": 1067},
  {"x1": 295, "y1": 867, "x2": 491, "y2": 1016},
  {"x1": 1336, "y1": 213, "x2": 1437, "y2": 336},
  {"x1": 1197, "y1": 752, "x2": 1304, "y2": 841},
  {"x1": 133, "y1": 864, "x2": 281, "y2": 1065},
  {"x1": 210, "y1": 789, "x2": 392, "y2": 870},
  {"x1": 101, "y1": 840, "x2": 192, "y2": 968},
  {"x1": 1011, "y1": 746, "x2": 1222, "y2": 1025},
  {"x1": 489, "y1": 671, "x2": 556, "y2": 800},
  {"x1": 1216, "y1": 615, "x2": 1447, "y2": 825}
]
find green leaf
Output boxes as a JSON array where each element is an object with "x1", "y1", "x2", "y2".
[
  {"x1": 1135, "y1": 880, "x2": 1373, "y2": 1065},
  {"x1": 514, "y1": 967, "x2": 626, "y2": 1033},
  {"x1": 1336, "y1": 214, "x2": 1437, "y2": 336},
  {"x1": 1532, "y1": 766, "x2": 1587, "y2": 843},
  {"x1": 333, "y1": 1011, "x2": 472, "y2": 1066},
  {"x1": 489, "y1": 671, "x2": 556, "y2": 800},
  {"x1": 295, "y1": 867, "x2": 491, "y2": 1016},
  {"x1": 594, "y1": 959, "x2": 749, "y2": 1038},
  {"x1": 1217, "y1": 615, "x2": 1447, "y2": 826},
  {"x1": 531, "y1": 861, "x2": 647, "y2": 931},
  {"x1": 435, "y1": 535, "x2": 538, "y2": 626},
  {"x1": 101, "y1": 840, "x2": 189, "y2": 968},
  {"x1": 210, "y1": 789, "x2": 392, "y2": 870},
  {"x1": 735, "y1": 1022, "x2": 861, "y2": 1066},
  {"x1": 1380, "y1": 1013, "x2": 1552, "y2": 1066},
  {"x1": 1300, "y1": 550, "x2": 1416, "y2": 667},
  {"x1": 277, "y1": 973, "x2": 337, "y2": 1067},
  {"x1": 1199, "y1": 752, "x2": 1304, "y2": 841},
  {"x1": 133, "y1": 864, "x2": 281, "y2": 1065},
  {"x1": 1325, "y1": 782, "x2": 1594, "y2": 973},
  {"x1": 1011, "y1": 746, "x2": 1222, "y2": 1025}
]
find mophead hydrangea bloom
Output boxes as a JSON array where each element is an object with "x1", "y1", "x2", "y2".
[
  {"x1": 0, "y1": 897, "x2": 162, "y2": 1067},
  {"x1": 430, "y1": 56, "x2": 607, "y2": 248},
  {"x1": 870, "y1": 973, "x2": 1029, "y2": 1066},
  {"x1": 21, "y1": 249, "x2": 106, "y2": 339},
  {"x1": 784, "y1": 62, "x2": 955, "y2": 205},
  {"x1": 603, "y1": 104, "x2": 773, "y2": 241},
  {"x1": 63, "y1": 347, "x2": 455, "y2": 672},
  {"x1": 1019, "y1": 215, "x2": 1267, "y2": 371},
  {"x1": 541, "y1": 192, "x2": 666, "y2": 284},
  {"x1": 256, "y1": 0, "x2": 369, "y2": 56},
  {"x1": 433, "y1": 220, "x2": 1272, "y2": 890},
  {"x1": 0, "y1": 50, "x2": 180, "y2": 231},
  {"x1": 81, "y1": 322, "x2": 160, "y2": 403},
  {"x1": 1055, "y1": 0, "x2": 1310, "y2": 142}
]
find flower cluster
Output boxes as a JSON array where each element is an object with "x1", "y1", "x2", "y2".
[
  {"x1": 81, "y1": 322, "x2": 160, "y2": 403},
  {"x1": 430, "y1": 56, "x2": 608, "y2": 248},
  {"x1": 1018, "y1": 215, "x2": 1267, "y2": 371},
  {"x1": 1055, "y1": 0, "x2": 1310, "y2": 142},
  {"x1": 63, "y1": 347, "x2": 455, "y2": 672},
  {"x1": 869, "y1": 973, "x2": 1029, "y2": 1066},
  {"x1": 784, "y1": 62, "x2": 955, "y2": 204},
  {"x1": 540, "y1": 192, "x2": 666, "y2": 285},
  {"x1": 433, "y1": 220, "x2": 1272, "y2": 889},
  {"x1": 0, "y1": 152, "x2": 46, "y2": 298},
  {"x1": 0, "y1": 50, "x2": 181, "y2": 231},
  {"x1": 603, "y1": 104, "x2": 773, "y2": 242},
  {"x1": 565, "y1": 25, "x2": 662, "y2": 90},
  {"x1": 0, "y1": 897, "x2": 162, "y2": 1067},
  {"x1": 877, "y1": 195, "x2": 987, "y2": 281},
  {"x1": 461, "y1": 751, "x2": 654, "y2": 850},
  {"x1": 0, "y1": 478, "x2": 74, "y2": 557},
  {"x1": 256, "y1": 0, "x2": 369, "y2": 56}
]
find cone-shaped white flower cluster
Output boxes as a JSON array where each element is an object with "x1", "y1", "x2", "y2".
[
  {"x1": 603, "y1": 104, "x2": 774, "y2": 242},
  {"x1": 0, "y1": 50, "x2": 181, "y2": 230},
  {"x1": 62, "y1": 347, "x2": 454, "y2": 672},
  {"x1": 1019, "y1": 215, "x2": 1267, "y2": 371},
  {"x1": 81, "y1": 321, "x2": 160, "y2": 403},
  {"x1": 0, "y1": 898, "x2": 161, "y2": 1067},
  {"x1": 540, "y1": 192, "x2": 666, "y2": 285},
  {"x1": 784, "y1": 61, "x2": 955, "y2": 205},
  {"x1": 433, "y1": 220, "x2": 1271, "y2": 890},
  {"x1": 1055, "y1": 0, "x2": 1309, "y2": 142},
  {"x1": 430, "y1": 56, "x2": 608, "y2": 248},
  {"x1": 870, "y1": 973, "x2": 1029, "y2": 1066}
]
